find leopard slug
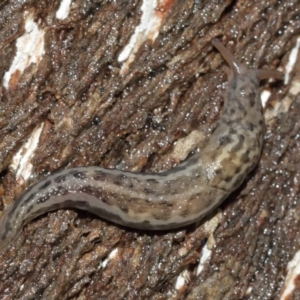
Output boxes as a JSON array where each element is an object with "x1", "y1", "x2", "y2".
[{"x1": 0, "y1": 39, "x2": 283, "y2": 251}]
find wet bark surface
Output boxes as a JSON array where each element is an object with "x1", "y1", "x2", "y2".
[{"x1": 0, "y1": 0, "x2": 299, "y2": 299}]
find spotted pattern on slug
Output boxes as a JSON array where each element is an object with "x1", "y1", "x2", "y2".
[{"x1": 0, "y1": 39, "x2": 283, "y2": 251}]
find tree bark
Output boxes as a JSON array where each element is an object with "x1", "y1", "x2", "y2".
[{"x1": 0, "y1": 0, "x2": 299, "y2": 299}]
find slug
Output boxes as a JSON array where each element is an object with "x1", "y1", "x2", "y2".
[{"x1": 0, "y1": 39, "x2": 283, "y2": 251}]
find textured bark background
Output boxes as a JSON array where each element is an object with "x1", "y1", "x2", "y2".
[{"x1": 0, "y1": 0, "x2": 299, "y2": 299}]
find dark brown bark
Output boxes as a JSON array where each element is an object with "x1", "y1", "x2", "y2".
[{"x1": 0, "y1": 0, "x2": 299, "y2": 299}]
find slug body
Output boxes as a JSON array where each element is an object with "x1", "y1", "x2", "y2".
[{"x1": 0, "y1": 40, "x2": 282, "y2": 251}]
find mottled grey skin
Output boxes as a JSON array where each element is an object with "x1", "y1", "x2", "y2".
[{"x1": 0, "y1": 39, "x2": 283, "y2": 251}]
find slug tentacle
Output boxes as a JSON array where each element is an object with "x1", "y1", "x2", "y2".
[
  {"x1": 255, "y1": 69, "x2": 283, "y2": 81},
  {"x1": 212, "y1": 38, "x2": 283, "y2": 82},
  {"x1": 0, "y1": 39, "x2": 283, "y2": 252},
  {"x1": 211, "y1": 38, "x2": 247, "y2": 78}
]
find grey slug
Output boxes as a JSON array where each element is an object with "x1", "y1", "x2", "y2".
[{"x1": 0, "y1": 39, "x2": 283, "y2": 251}]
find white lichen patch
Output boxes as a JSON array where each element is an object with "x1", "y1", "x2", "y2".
[
  {"x1": 261, "y1": 90, "x2": 271, "y2": 108},
  {"x1": 265, "y1": 79, "x2": 299, "y2": 123},
  {"x1": 196, "y1": 243, "x2": 212, "y2": 276},
  {"x1": 196, "y1": 211, "x2": 222, "y2": 275},
  {"x1": 280, "y1": 250, "x2": 300, "y2": 300},
  {"x1": 10, "y1": 123, "x2": 44, "y2": 182},
  {"x1": 56, "y1": 0, "x2": 72, "y2": 20},
  {"x1": 3, "y1": 14, "x2": 45, "y2": 89},
  {"x1": 118, "y1": 0, "x2": 171, "y2": 75},
  {"x1": 100, "y1": 248, "x2": 119, "y2": 269},
  {"x1": 175, "y1": 269, "x2": 190, "y2": 290},
  {"x1": 284, "y1": 36, "x2": 300, "y2": 85}
]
